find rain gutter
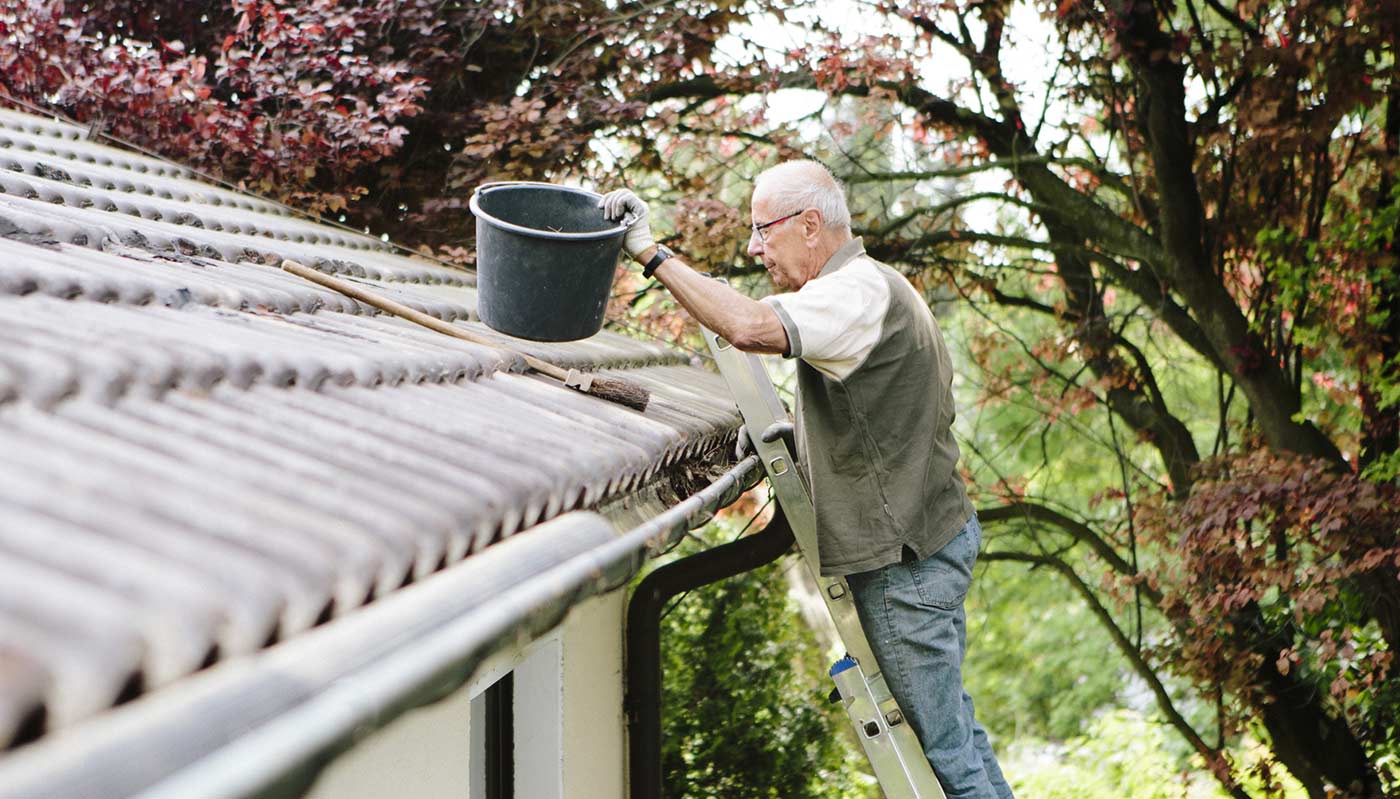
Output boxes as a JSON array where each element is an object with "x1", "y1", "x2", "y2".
[{"x1": 0, "y1": 456, "x2": 762, "y2": 799}]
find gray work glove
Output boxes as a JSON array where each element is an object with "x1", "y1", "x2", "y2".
[
  {"x1": 598, "y1": 189, "x2": 656, "y2": 260},
  {"x1": 760, "y1": 421, "x2": 797, "y2": 454},
  {"x1": 735, "y1": 424, "x2": 754, "y2": 460},
  {"x1": 735, "y1": 421, "x2": 797, "y2": 459}
]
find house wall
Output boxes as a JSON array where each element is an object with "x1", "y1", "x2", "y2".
[
  {"x1": 559, "y1": 588, "x2": 628, "y2": 799},
  {"x1": 304, "y1": 589, "x2": 628, "y2": 799}
]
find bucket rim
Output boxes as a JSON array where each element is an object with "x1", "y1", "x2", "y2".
[{"x1": 470, "y1": 182, "x2": 627, "y2": 242}]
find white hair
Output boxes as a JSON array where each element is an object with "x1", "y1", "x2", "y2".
[{"x1": 753, "y1": 160, "x2": 851, "y2": 230}]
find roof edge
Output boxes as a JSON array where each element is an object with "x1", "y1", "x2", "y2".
[{"x1": 0, "y1": 456, "x2": 762, "y2": 799}]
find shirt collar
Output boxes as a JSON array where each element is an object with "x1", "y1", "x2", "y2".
[{"x1": 817, "y1": 237, "x2": 866, "y2": 278}]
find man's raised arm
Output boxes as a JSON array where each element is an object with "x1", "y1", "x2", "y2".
[{"x1": 599, "y1": 189, "x2": 787, "y2": 355}]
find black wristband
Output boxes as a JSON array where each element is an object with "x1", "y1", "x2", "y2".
[{"x1": 642, "y1": 245, "x2": 674, "y2": 279}]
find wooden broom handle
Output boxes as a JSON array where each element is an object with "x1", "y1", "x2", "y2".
[{"x1": 281, "y1": 260, "x2": 569, "y2": 381}]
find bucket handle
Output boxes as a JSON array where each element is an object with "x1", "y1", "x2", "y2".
[
  {"x1": 468, "y1": 181, "x2": 629, "y2": 239},
  {"x1": 471, "y1": 180, "x2": 636, "y2": 228},
  {"x1": 473, "y1": 180, "x2": 577, "y2": 195},
  {"x1": 473, "y1": 183, "x2": 641, "y2": 229}
]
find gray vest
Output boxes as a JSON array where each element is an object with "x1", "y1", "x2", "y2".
[{"x1": 788, "y1": 243, "x2": 973, "y2": 576}]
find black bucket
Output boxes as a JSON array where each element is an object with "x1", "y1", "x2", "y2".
[{"x1": 470, "y1": 182, "x2": 626, "y2": 341}]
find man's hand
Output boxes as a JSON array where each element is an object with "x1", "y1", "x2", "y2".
[
  {"x1": 735, "y1": 421, "x2": 798, "y2": 461},
  {"x1": 598, "y1": 189, "x2": 655, "y2": 260},
  {"x1": 760, "y1": 421, "x2": 797, "y2": 454}
]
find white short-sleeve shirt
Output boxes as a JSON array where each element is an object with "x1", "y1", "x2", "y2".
[{"x1": 762, "y1": 255, "x2": 891, "y2": 381}]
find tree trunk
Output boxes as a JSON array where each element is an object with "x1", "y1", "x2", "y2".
[
  {"x1": 1112, "y1": 0, "x2": 1345, "y2": 467},
  {"x1": 1256, "y1": 656, "x2": 1385, "y2": 798}
]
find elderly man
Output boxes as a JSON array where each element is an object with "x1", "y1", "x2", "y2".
[{"x1": 601, "y1": 160, "x2": 1012, "y2": 799}]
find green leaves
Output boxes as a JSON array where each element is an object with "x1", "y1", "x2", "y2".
[{"x1": 652, "y1": 524, "x2": 868, "y2": 799}]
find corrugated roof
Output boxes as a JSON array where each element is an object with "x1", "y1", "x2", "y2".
[{"x1": 0, "y1": 106, "x2": 741, "y2": 751}]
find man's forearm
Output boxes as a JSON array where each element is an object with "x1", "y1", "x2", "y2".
[{"x1": 637, "y1": 246, "x2": 789, "y2": 355}]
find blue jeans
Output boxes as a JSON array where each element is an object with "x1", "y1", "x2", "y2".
[{"x1": 845, "y1": 514, "x2": 1013, "y2": 799}]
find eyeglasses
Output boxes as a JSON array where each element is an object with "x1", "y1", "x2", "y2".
[{"x1": 751, "y1": 210, "x2": 802, "y2": 242}]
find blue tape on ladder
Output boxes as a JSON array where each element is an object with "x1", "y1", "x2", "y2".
[{"x1": 829, "y1": 656, "x2": 858, "y2": 676}]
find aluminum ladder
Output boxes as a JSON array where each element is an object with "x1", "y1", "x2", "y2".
[{"x1": 703, "y1": 327, "x2": 947, "y2": 799}]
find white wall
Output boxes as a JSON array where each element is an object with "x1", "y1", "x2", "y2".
[
  {"x1": 305, "y1": 588, "x2": 628, "y2": 799},
  {"x1": 304, "y1": 678, "x2": 474, "y2": 798},
  {"x1": 515, "y1": 632, "x2": 563, "y2": 798},
  {"x1": 559, "y1": 590, "x2": 627, "y2": 799}
]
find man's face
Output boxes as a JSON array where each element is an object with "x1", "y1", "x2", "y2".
[{"x1": 746, "y1": 194, "x2": 809, "y2": 291}]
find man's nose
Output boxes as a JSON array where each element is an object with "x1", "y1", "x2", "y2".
[{"x1": 746, "y1": 232, "x2": 763, "y2": 257}]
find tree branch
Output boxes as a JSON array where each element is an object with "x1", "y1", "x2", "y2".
[
  {"x1": 978, "y1": 501, "x2": 1157, "y2": 600},
  {"x1": 641, "y1": 57, "x2": 1342, "y2": 464},
  {"x1": 843, "y1": 155, "x2": 1070, "y2": 183},
  {"x1": 643, "y1": 68, "x2": 1171, "y2": 269},
  {"x1": 863, "y1": 192, "x2": 1045, "y2": 238},
  {"x1": 1202, "y1": 0, "x2": 1263, "y2": 40},
  {"x1": 1091, "y1": 255, "x2": 1224, "y2": 371},
  {"x1": 1116, "y1": 0, "x2": 1343, "y2": 465}
]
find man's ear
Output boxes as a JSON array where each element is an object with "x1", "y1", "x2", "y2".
[{"x1": 801, "y1": 208, "x2": 824, "y2": 240}]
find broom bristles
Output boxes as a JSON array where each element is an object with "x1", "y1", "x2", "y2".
[{"x1": 583, "y1": 374, "x2": 651, "y2": 412}]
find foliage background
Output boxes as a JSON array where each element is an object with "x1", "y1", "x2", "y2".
[
  {"x1": 3, "y1": 0, "x2": 1397, "y2": 796},
  {"x1": 651, "y1": 513, "x2": 872, "y2": 799}
]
